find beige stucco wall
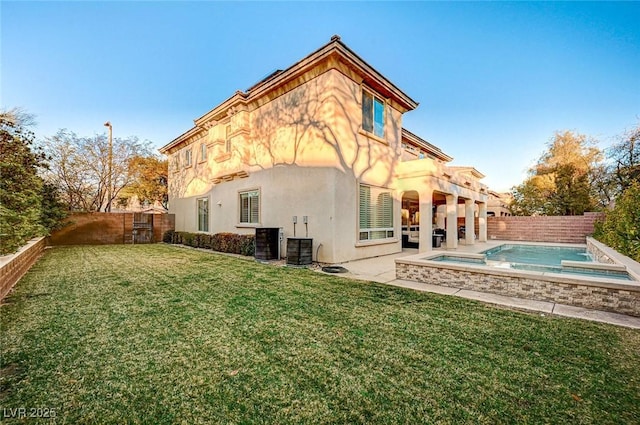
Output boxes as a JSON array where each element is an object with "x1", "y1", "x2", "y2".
[
  {"x1": 171, "y1": 166, "x2": 402, "y2": 264},
  {"x1": 167, "y1": 69, "x2": 407, "y2": 263}
]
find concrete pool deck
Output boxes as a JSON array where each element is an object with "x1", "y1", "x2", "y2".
[{"x1": 329, "y1": 244, "x2": 640, "y2": 329}]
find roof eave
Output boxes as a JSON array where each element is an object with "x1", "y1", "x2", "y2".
[{"x1": 401, "y1": 128, "x2": 453, "y2": 162}]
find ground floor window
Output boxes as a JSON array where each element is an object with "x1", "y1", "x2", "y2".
[
  {"x1": 359, "y1": 184, "x2": 394, "y2": 241},
  {"x1": 239, "y1": 190, "x2": 259, "y2": 224},
  {"x1": 197, "y1": 198, "x2": 209, "y2": 232}
]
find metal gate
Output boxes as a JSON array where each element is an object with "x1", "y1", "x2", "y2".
[{"x1": 133, "y1": 213, "x2": 154, "y2": 243}]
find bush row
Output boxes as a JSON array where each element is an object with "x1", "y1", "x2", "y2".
[{"x1": 162, "y1": 230, "x2": 255, "y2": 257}]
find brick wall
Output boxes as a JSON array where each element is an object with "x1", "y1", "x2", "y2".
[
  {"x1": 153, "y1": 214, "x2": 175, "y2": 242},
  {"x1": 49, "y1": 213, "x2": 175, "y2": 246},
  {"x1": 0, "y1": 237, "x2": 46, "y2": 301},
  {"x1": 487, "y1": 212, "x2": 603, "y2": 243}
]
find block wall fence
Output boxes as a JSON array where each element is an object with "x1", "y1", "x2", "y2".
[
  {"x1": 486, "y1": 212, "x2": 604, "y2": 243},
  {"x1": 49, "y1": 213, "x2": 175, "y2": 246}
]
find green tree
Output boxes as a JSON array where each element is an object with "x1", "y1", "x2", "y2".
[
  {"x1": 120, "y1": 155, "x2": 168, "y2": 210},
  {"x1": 594, "y1": 182, "x2": 640, "y2": 262},
  {"x1": 0, "y1": 111, "x2": 45, "y2": 254},
  {"x1": 40, "y1": 182, "x2": 69, "y2": 232},
  {"x1": 510, "y1": 131, "x2": 602, "y2": 215}
]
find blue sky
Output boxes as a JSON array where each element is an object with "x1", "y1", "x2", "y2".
[{"x1": 2, "y1": 1, "x2": 639, "y2": 191}]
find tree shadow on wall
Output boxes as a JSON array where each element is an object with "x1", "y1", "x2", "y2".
[{"x1": 169, "y1": 75, "x2": 401, "y2": 199}]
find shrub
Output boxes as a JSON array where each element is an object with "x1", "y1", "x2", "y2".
[
  {"x1": 162, "y1": 229, "x2": 174, "y2": 244},
  {"x1": 166, "y1": 231, "x2": 255, "y2": 256},
  {"x1": 593, "y1": 183, "x2": 640, "y2": 262}
]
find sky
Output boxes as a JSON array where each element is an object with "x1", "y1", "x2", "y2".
[{"x1": 2, "y1": 1, "x2": 639, "y2": 192}]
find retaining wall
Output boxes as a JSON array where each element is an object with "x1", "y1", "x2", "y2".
[
  {"x1": 487, "y1": 212, "x2": 603, "y2": 243},
  {"x1": 0, "y1": 237, "x2": 46, "y2": 301}
]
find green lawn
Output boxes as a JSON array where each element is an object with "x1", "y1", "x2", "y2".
[{"x1": 1, "y1": 245, "x2": 639, "y2": 424}]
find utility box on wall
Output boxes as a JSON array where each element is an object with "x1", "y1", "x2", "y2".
[
  {"x1": 286, "y1": 238, "x2": 313, "y2": 266},
  {"x1": 255, "y1": 228, "x2": 280, "y2": 261}
]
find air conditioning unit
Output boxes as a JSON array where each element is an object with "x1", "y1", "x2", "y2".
[
  {"x1": 255, "y1": 228, "x2": 280, "y2": 261},
  {"x1": 286, "y1": 238, "x2": 312, "y2": 266}
]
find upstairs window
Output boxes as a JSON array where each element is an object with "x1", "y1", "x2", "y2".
[
  {"x1": 225, "y1": 125, "x2": 232, "y2": 153},
  {"x1": 239, "y1": 190, "x2": 259, "y2": 224},
  {"x1": 362, "y1": 89, "x2": 385, "y2": 138},
  {"x1": 200, "y1": 143, "x2": 207, "y2": 161},
  {"x1": 184, "y1": 149, "x2": 192, "y2": 167},
  {"x1": 172, "y1": 154, "x2": 180, "y2": 171},
  {"x1": 359, "y1": 184, "x2": 394, "y2": 241}
]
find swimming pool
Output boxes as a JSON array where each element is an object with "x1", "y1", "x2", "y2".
[
  {"x1": 482, "y1": 244, "x2": 591, "y2": 266},
  {"x1": 397, "y1": 240, "x2": 640, "y2": 316},
  {"x1": 429, "y1": 244, "x2": 632, "y2": 280}
]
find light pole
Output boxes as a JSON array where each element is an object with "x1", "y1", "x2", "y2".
[{"x1": 104, "y1": 121, "x2": 113, "y2": 212}]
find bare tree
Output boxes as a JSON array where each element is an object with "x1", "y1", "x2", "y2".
[
  {"x1": 609, "y1": 122, "x2": 640, "y2": 193},
  {"x1": 41, "y1": 130, "x2": 152, "y2": 211}
]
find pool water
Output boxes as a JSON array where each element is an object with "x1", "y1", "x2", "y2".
[
  {"x1": 482, "y1": 245, "x2": 591, "y2": 266},
  {"x1": 428, "y1": 244, "x2": 632, "y2": 281}
]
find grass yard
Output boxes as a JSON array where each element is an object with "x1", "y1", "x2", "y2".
[{"x1": 1, "y1": 244, "x2": 639, "y2": 424}]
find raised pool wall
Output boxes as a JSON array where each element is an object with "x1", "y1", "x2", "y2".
[{"x1": 396, "y1": 245, "x2": 640, "y2": 317}]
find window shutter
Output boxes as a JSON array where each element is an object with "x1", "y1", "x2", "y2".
[
  {"x1": 378, "y1": 192, "x2": 392, "y2": 228},
  {"x1": 250, "y1": 191, "x2": 259, "y2": 223},
  {"x1": 359, "y1": 184, "x2": 393, "y2": 241},
  {"x1": 359, "y1": 184, "x2": 371, "y2": 229},
  {"x1": 240, "y1": 193, "x2": 249, "y2": 223}
]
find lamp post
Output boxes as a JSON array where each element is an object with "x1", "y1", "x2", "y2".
[{"x1": 104, "y1": 121, "x2": 113, "y2": 212}]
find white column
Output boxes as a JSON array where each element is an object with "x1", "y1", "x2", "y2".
[
  {"x1": 446, "y1": 194, "x2": 458, "y2": 249},
  {"x1": 436, "y1": 204, "x2": 446, "y2": 229},
  {"x1": 465, "y1": 199, "x2": 475, "y2": 245},
  {"x1": 478, "y1": 202, "x2": 487, "y2": 242},
  {"x1": 418, "y1": 189, "x2": 433, "y2": 252}
]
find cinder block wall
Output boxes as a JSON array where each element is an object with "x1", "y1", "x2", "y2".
[
  {"x1": 49, "y1": 213, "x2": 175, "y2": 246},
  {"x1": 0, "y1": 237, "x2": 46, "y2": 301},
  {"x1": 487, "y1": 212, "x2": 603, "y2": 243},
  {"x1": 153, "y1": 214, "x2": 175, "y2": 242}
]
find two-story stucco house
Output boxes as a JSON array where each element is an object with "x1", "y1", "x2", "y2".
[{"x1": 160, "y1": 36, "x2": 488, "y2": 264}]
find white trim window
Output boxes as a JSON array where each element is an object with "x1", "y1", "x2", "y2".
[
  {"x1": 197, "y1": 197, "x2": 209, "y2": 232},
  {"x1": 359, "y1": 184, "x2": 394, "y2": 241},
  {"x1": 362, "y1": 89, "x2": 385, "y2": 138},
  {"x1": 184, "y1": 149, "x2": 192, "y2": 167},
  {"x1": 239, "y1": 190, "x2": 259, "y2": 224}
]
